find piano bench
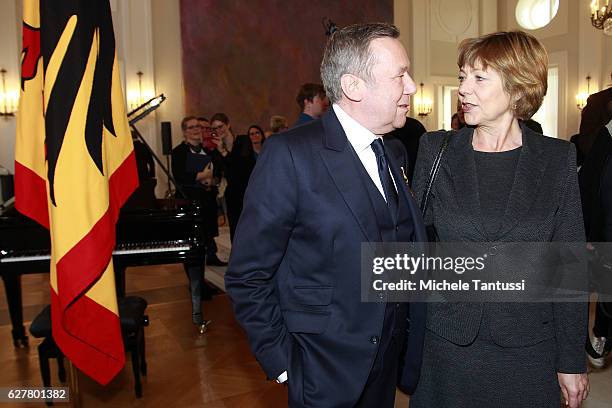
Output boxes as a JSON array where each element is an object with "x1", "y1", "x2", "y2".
[
  {"x1": 119, "y1": 296, "x2": 149, "y2": 398},
  {"x1": 29, "y1": 306, "x2": 66, "y2": 406},
  {"x1": 28, "y1": 296, "x2": 149, "y2": 403}
]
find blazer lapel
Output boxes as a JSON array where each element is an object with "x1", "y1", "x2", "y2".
[
  {"x1": 386, "y1": 147, "x2": 427, "y2": 241},
  {"x1": 496, "y1": 125, "x2": 546, "y2": 238},
  {"x1": 447, "y1": 127, "x2": 489, "y2": 238},
  {"x1": 319, "y1": 110, "x2": 382, "y2": 242}
]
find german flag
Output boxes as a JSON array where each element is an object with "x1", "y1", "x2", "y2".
[{"x1": 15, "y1": 0, "x2": 138, "y2": 384}]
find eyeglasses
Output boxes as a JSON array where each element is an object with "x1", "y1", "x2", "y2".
[{"x1": 211, "y1": 125, "x2": 225, "y2": 131}]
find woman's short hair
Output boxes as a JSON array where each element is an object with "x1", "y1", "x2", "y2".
[
  {"x1": 270, "y1": 115, "x2": 288, "y2": 133},
  {"x1": 457, "y1": 31, "x2": 548, "y2": 120}
]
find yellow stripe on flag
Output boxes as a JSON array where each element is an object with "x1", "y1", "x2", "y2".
[{"x1": 49, "y1": 26, "x2": 109, "y2": 260}]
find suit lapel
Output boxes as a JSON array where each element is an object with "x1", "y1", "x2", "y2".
[
  {"x1": 386, "y1": 146, "x2": 427, "y2": 241},
  {"x1": 496, "y1": 125, "x2": 546, "y2": 238},
  {"x1": 447, "y1": 127, "x2": 489, "y2": 238},
  {"x1": 319, "y1": 110, "x2": 382, "y2": 242}
]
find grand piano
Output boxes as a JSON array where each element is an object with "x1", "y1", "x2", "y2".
[{"x1": 0, "y1": 197, "x2": 208, "y2": 347}]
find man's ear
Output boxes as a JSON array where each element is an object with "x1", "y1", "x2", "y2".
[{"x1": 340, "y1": 74, "x2": 364, "y2": 102}]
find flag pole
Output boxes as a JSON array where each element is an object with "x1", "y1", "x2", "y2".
[{"x1": 69, "y1": 361, "x2": 82, "y2": 408}]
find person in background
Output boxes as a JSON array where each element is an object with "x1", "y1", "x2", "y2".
[
  {"x1": 191, "y1": 116, "x2": 227, "y2": 267},
  {"x1": 578, "y1": 72, "x2": 612, "y2": 157},
  {"x1": 292, "y1": 83, "x2": 329, "y2": 127},
  {"x1": 224, "y1": 125, "x2": 264, "y2": 241},
  {"x1": 578, "y1": 76, "x2": 612, "y2": 369},
  {"x1": 267, "y1": 115, "x2": 288, "y2": 138},
  {"x1": 580, "y1": 119, "x2": 612, "y2": 368},
  {"x1": 248, "y1": 125, "x2": 265, "y2": 157},
  {"x1": 591, "y1": 121, "x2": 612, "y2": 367},
  {"x1": 456, "y1": 98, "x2": 467, "y2": 127},
  {"x1": 210, "y1": 113, "x2": 235, "y2": 154},
  {"x1": 522, "y1": 117, "x2": 543, "y2": 134},
  {"x1": 171, "y1": 116, "x2": 216, "y2": 329},
  {"x1": 387, "y1": 116, "x2": 426, "y2": 182},
  {"x1": 209, "y1": 112, "x2": 246, "y2": 244},
  {"x1": 410, "y1": 31, "x2": 588, "y2": 408},
  {"x1": 569, "y1": 134, "x2": 585, "y2": 169},
  {"x1": 451, "y1": 112, "x2": 464, "y2": 131}
]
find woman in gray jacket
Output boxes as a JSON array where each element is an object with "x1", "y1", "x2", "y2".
[{"x1": 410, "y1": 31, "x2": 589, "y2": 408}]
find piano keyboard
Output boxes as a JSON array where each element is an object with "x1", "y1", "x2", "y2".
[{"x1": 0, "y1": 240, "x2": 193, "y2": 263}]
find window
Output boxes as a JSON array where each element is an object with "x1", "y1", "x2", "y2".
[{"x1": 516, "y1": 0, "x2": 559, "y2": 30}]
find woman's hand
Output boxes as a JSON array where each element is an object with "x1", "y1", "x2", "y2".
[
  {"x1": 212, "y1": 134, "x2": 228, "y2": 156},
  {"x1": 558, "y1": 372, "x2": 589, "y2": 407},
  {"x1": 196, "y1": 163, "x2": 214, "y2": 186}
]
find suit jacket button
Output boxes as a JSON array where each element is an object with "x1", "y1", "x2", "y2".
[
  {"x1": 370, "y1": 336, "x2": 379, "y2": 344},
  {"x1": 395, "y1": 225, "x2": 399, "y2": 231}
]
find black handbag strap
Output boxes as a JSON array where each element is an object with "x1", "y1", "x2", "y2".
[{"x1": 420, "y1": 133, "x2": 450, "y2": 215}]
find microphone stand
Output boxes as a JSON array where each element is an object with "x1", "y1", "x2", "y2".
[
  {"x1": 165, "y1": 154, "x2": 173, "y2": 198},
  {"x1": 128, "y1": 95, "x2": 186, "y2": 199}
]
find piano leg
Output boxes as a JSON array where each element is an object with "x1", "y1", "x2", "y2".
[
  {"x1": 1, "y1": 274, "x2": 29, "y2": 347},
  {"x1": 184, "y1": 263, "x2": 210, "y2": 333},
  {"x1": 114, "y1": 263, "x2": 126, "y2": 298}
]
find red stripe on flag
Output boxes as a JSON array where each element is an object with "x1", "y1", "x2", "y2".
[
  {"x1": 51, "y1": 288, "x2": 124, "y2": 385},
  {"x1": 55, "y1": 153, "x2": 138, "y2": 308},
  {"x1": 56, "y1": 208, "x2": 115, "y2": 310},
  {"x1": 14, "y1": 161, "x2": 49, "y2": 229},
  {"x1": 108, "y1": 150, "x2": 138, "y2": 220}
]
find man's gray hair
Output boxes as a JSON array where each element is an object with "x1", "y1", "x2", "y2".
[{"x1": 320, "y1": 22, "x2": 400, "y2": 104}]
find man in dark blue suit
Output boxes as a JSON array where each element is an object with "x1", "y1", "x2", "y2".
[{"x1": 225, "y1": 22, "x2": 427, "y2": 407}]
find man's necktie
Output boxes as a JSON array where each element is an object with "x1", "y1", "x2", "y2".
[{"x1": 371, "y1": 138, "x2": 398, "y2": 220}]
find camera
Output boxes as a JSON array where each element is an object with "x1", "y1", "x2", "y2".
[{"x1": 202, "y1": 127, "x2": 218, "y2": 151}]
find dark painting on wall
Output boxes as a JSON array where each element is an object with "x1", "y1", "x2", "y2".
[{"x1": 180, "y1": 0, "x2": 393, "y2": 135}]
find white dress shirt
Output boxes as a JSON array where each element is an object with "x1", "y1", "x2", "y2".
[{"x1": 333, "y1": 104, "x2": 397, "y2": 200}]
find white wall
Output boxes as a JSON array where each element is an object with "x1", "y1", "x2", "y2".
[
  {"x1": 115, "y1": 0, "x2": 185, "y2": 197},
  {"x1": 112, "y1": 0, "x2": 169, "y2": 197},
  {"x1": 150, "y1": 0, "x2": 185, "y2": 152},
  {"x1": 405, "y1": 0, "x2": 496, "y2": 131}
]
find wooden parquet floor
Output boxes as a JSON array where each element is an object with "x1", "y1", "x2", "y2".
[{"x1": 0, "y1": 263, "x2": 289, "y2": 407}]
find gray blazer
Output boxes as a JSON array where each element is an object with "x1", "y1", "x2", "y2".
[{"x1": 412, "y1": 125, "x2": 587, "y2": 373}]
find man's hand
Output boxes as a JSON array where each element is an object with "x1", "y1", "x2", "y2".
[{"x1": 558, "y1": 372, "x2": 589, "y2": 407}]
